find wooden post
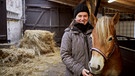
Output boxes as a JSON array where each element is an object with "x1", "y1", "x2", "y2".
[
  {"x1": 94, "y1": 0, "x2": 101, "y2": 16},
  {"x1": 0, "y1": 0, "x2": 7, "y2": 43}
]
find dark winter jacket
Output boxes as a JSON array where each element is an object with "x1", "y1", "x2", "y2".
[{"x1": 60, "y1": 20, "x2": 93, "y2": 76}]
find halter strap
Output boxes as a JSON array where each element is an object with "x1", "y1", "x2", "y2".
[
  {"x1": 91, "y1": 48, "x2": 108, "y2": 60},
  {"x1": 91, "y1": 45, "x2": 117, "y2": 60}
]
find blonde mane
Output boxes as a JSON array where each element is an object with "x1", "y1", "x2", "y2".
[{"x1": 95, "y1": 16, "x2": 112, "y2": 45}]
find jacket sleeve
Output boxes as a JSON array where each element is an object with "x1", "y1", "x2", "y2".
[{"x1": 60, "y1": 31, "x2": 85, "y2": 76}]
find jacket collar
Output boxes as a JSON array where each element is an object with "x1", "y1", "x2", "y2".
[{"x1": 70, "y1": 26, "x2": 92, "y2": 35}]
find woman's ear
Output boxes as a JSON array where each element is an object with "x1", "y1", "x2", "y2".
[{"x1": 90, "y1": 13, "x2": 97, "y2": 27}]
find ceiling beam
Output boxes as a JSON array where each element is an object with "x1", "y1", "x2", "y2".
[
  {"x1": 48, "y1": 0, "x2": 78, "y2": 7},
  {"x1": 48, "y1": 0, "x2": 135, "y2": 13},
  {"x1": 115, "y1": 0, "x2": 135, "y2": 7},
  {"x1": 100, "y1": 2, "x2": 135, "y2": 13}
]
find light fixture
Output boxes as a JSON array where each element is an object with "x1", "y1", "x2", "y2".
[{"x1": 108, "y1": 0, "x2": 116, "y2": 3}]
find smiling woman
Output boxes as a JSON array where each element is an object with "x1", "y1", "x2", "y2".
[{"x1": 60, "y1": 3, "x2": 94, "y2": 76}]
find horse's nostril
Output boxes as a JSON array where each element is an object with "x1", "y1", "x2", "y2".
[
  {"x1": 90, "y1": 65, "x2": 100, "y2": 71},
  {"x1": 97, "y1": 65, "x2": 100, "y2": 70}
]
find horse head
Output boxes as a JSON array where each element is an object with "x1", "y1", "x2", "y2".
[{"x1": 88, "y1": 13, "x2": 122, "y2": 76}]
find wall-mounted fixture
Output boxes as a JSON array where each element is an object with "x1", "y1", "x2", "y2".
[{"x1": 108, "y1": 0, "x2": 116, "y2": 3}]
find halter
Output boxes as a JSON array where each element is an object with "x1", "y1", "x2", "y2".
[{"x1": 90, "y1": 44, "x2": 117, "y2": 61}]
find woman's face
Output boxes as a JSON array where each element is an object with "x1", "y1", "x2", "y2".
[{"x1": 75, "y1": 12, "x2": 89, "y2": 25}]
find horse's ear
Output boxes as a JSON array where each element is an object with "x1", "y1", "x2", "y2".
[
  {"x1": 90, "y1": 13, "x2": 97, "y2": 27},
  {"x1": 112, "y1": 12, "x2": 120, "y2": 25}
]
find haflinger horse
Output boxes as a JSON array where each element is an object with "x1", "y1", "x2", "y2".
[{"x1": 88, "y1": 13, "x2": 122, "y2": 76}]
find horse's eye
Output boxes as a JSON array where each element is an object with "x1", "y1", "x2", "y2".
[{"x1": 108, "y1": 37, "x2": 113, "y2": 41}]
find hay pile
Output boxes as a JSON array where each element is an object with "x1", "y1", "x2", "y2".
[
  {"x1": 0, "y1": 30, "x2": 56, "y2": 65},
  {"x1": 0, "y1": 48, "x2": 35, "y2": 66},
  {"x1": 0, "y1": 47, "x2": 61, "y2": 76},
  {"x1": 0, "y1": 30, "x2": 59, "y2": 76},
  {"x1": 19, "y1": 30, "x2": 55, "y2": 55}
]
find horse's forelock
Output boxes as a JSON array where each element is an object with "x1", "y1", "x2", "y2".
[{"x1": 95, "y1": 16, "x2": 112, "y2": 45}]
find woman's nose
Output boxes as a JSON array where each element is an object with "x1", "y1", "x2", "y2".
[{"x1": 81, "y1": 17, "x2": 85, "y2": 20}]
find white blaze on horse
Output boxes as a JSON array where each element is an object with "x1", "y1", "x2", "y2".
[{"x1": 88, "y1": 13, "x2": 122, "y2": 76}]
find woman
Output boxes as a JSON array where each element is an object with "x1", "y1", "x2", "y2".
[{"x1": 60, "y1": 3, "x2": 93, "y2": 76}]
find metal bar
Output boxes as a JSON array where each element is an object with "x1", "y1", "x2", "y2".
[
  {"x1": 102, "y1": 7, "x2": 105, "y2": 16},
  {"x1": 119, "y1": 46, "x2": 135, "y2": 52}
]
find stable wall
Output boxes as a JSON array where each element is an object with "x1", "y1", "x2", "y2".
[
  {"x1": 6, "y1": 0, "x2": 24, "y2": 43},
  {"x1": 116, "y1": 21, "x2": 135, "y2": 37}
]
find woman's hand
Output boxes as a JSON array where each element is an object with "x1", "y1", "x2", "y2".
[{"x1": 82, "y1": 69, "x2": 93, "y2": 76}]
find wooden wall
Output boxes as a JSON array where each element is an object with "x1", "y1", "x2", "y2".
[{"x1": 25, "y1": 0, "x2": 74, "y2": 45}]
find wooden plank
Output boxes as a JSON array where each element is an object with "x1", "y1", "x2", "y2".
[
  {"x1": 48, "y1": 0, "x2": 78, "y2": 6},
  {"x1": 94, "y1": 0, "x2": 101, "y2": 16},
  {"x1": 0, "y1": 0, "x2": 7, "y2": 43},
  {"x1": 48, "y1": 0, "x2": 135, "y2": 13},
  {"x1": 115, "y1": 0, "x2": 135, "y2": 7},
  {"x1": 100, "y1": 1, "x2": 135, "y2": 13}
]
